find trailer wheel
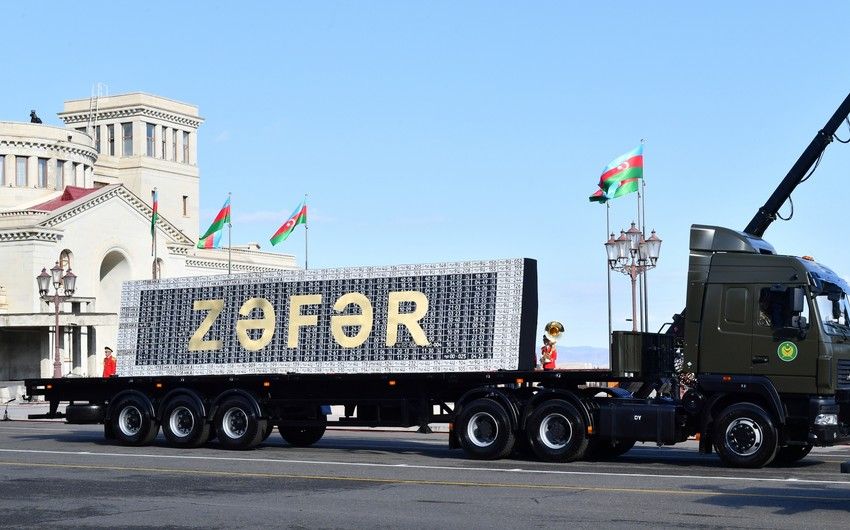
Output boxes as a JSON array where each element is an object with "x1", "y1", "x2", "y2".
[
  {"x1": 772, "y1": 444, "x2": 812, "y2": 466},
  {"x1": 586, "y1": 438, "x2": 636, "y2": 460},
  {"x1": 456, "y1": 398, "x2": 515, "y2": 460},
  {"x1": 110, "y1": 395, "x2": 159, "y2": 446},
  {"x1": 161, "y1": 396, "x2": 210, "y2": 448},
  {"x1": 214, "y1": 396, "x2": 266, "y2": 450},
  {"x1": 279, "y1": 411, "x2": 327, "y2": 447},
  {"x1": 526, "y1": 400, "x2": 588, "y2": 462},
  {"x1": 713, "y1": 403, "x2": 779, "y2": 468}
]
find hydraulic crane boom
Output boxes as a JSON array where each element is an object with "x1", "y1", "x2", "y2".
[{"x1": 744, "y1": 92, "x2": 850, "y2": 237}]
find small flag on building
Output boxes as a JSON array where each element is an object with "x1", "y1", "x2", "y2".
[
  {"x1": 270, "y1": 198, "x2": 307, "y2": 246},
  {"x1": 151, "y1": 188, "x2": 159, "y2": 255},
  {"x1": 197, "y1": 196, "x2": 231, "y2": 249}
]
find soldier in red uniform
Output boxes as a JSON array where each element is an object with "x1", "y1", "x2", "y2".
[
  {"x1": 540, "y1": 321, "x2": 564, "y2": 371},
  {"x1": 102, "y1": 346, "x2": 116, "y2": 377}
]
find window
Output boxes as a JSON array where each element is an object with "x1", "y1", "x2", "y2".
[
  {"x1": 0, "y1": 155, "x2": 4, "y2": 185},
  {"x1": 172, "y1": 129, "x2": 177, "y2": 161},
  {"x1": 71, "y1": 163, "x2": 79, "y2": 186},
  {"x1": 182, "y1": 195, "x2": 188, "y2": 216},
  {"x1": 95, "y1": 126, "x2": 101, "y2": 153},
  {"x1": 76, "y1": 127, "x2": 86, "y2": 134},
  {"x1": 59, "y1": 249, "x2": 73, "y2": 272},
  {"x1": 122, "y1": 122, "x2": 133, "y2": 156},
  {"x1": 182, "y1": 131, "x2": 190, "y2": 163},
  {"x1": 108, "y1": 124, "x2": 115, "y2": 156},
  {"x1": 37, "y1": 158, "x2": 48, "y2": 188},
  {"x1": 55, "y1": 160, "x2": 64, "y2": 190},
  {"x1": 161, "y1": 125, "x2": 167, "y2": 159},
  {"x1": 16, "y1": 156, "x2": 27, "y2": 186},
  {"x1": 146, "y1": 123, "x2": 155, "y2": 156}
]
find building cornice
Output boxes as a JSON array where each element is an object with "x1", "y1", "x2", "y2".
[
  {"x1": 184, "y1": 258, "x2": 291, "y2": 274},
  {"x1": 59, "y1": 107, "x2": 203, "y2": 129},
  {"x1": 0, "y1": 228, "x2": 63, "y2": 242},
  {"x1": 0, "y1": 138, "x2": 97, "y2": 160}
]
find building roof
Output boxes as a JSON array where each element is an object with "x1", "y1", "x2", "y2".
[{"x1": 29, "y1": 187, "x2": 100, "y2": 212}]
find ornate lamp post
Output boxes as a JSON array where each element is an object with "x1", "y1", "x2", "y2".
[
  {"x1": 36, "y1": 262, "x2": 77, "y2": 378},
  {"x1": 605, "y1": 222, "x2": 662, "y2": 332}
]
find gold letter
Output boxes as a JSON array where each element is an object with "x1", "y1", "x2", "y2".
[
  {"x1": 331, "y1": 292, "x2": 374, "y2": 348},
  {"x1": 236, "y1": 297, "x2": 276, "y2": 351},
  {"x1": 386, "y1": 291, "x2": 430, "y2": 346},
  {"x1": 288, "y1": 294, "x2": 322, "y2": 348},
  {"x1": 188, "y1": 299, "x2": 224, "y2": 351}
]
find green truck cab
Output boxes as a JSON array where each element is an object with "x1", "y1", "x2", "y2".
[{"x1": 680, "y1": 224, "x2": 849, "y2": 465}]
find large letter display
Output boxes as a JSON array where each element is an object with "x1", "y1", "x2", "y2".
[{"x1": 117, "y1": 258, "x2": 537, "y2": 376}]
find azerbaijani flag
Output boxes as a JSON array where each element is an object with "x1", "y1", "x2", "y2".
[
  {"x1": 197, "y1": 196, "x2": 231, "y2": 249},
  {"x1": 270, "y1": 199, "x2": 307, "y2": 246},
  {"x1": 589, "y1": 145, "x2": 644, "y2": 203},
  {"x1": 598, "y1": 145, "x2": 643, "y2": 193},
  {"x1": 151, "y1": 189, "x2": 159, "y2": 255}
]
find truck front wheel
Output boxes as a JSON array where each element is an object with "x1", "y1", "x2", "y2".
[
  {"x1": 713, "y1": 403, "x2": 779, "y2": 468},
  {"x1": 214, "y1": 396, "x2": 267, "y2": 450},
  {"x1": 456, "y1": 398, "x2": 515, "y2": 460},
  {"x1": 526, "y1": 400, "x2": 588, "y2": 462},
  {"x1": 110, "y1": 395, "x2": 159, "y2": 446}
]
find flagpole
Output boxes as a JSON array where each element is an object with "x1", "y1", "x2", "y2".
[
  {"x1": 606, "y1": 201, "x2": 612, "y2": 358},
  {"x1": 151, "y1": 188, "x2": 158, "y2": 280},
  {"x1": 227, "y1": 191, "x2": 232, "y2": 275},
  {"x1": 639, "y1": 139, "x2": 648, "y2": 333},
  {"x1": 304, "y1": 193, "x2": 309, "y2": 270}
]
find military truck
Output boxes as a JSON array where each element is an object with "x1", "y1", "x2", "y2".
[{"x1": 25, "y1": 92, "x2": 850, "y2": 468}]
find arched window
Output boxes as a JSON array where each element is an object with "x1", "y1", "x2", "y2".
[{"x1": 59, "y1": 249, "x2": 73, "y2": 272}]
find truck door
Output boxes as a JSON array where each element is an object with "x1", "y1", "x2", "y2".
[
  {"x1": 699, "y1": 284, "x2": 753, "y2": 375},
  {"x1": 750, "y1": 285, "x2": 817, "y2": 393}
]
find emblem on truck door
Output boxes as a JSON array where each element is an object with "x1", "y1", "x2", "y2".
[{"x1": 777, "y1": 341, "x2": 798, "y2": 362}]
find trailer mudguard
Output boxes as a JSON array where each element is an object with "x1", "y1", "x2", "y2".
[
  {"x1": 158, "y1": 388, "x2": 208, "y2": 421},
  {"x1": 104, "y1": 390, "x2": 156, "y2": 421},
  {"x1": 523, "y1": 389, "x2": 592, "y2": 432},
  {"x1": 455, "y1": 387, "x2": 520, "y2": 431},
  {"x1": 210, "y1": 389, "x2": 263, "y2": 419}
]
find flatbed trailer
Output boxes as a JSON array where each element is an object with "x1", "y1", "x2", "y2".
[{"x1": 26, "y1": 368, "x2": 666, "y2": 462}]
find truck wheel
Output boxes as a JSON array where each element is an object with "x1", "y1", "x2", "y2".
[
  {"x1": 713, "y1": 403, "x2": 779, "y2": 468},
  {"x1": 772, "y1": 444, "x2": 813, "y2": 466},
  {"x1": 214, "y1": 396, "x2": 266, "y2": 450},
  {"x1": 262, "y1": 421, "x2": 275, "y2": 442},
  {"x1": 456, "y1": 398, "x2": 515, "y2": 460},
  {"x1": 279, "y1": 412, "x2": 327, "y2": 447},
  {"x1": 110, "y1": 395, "x2": 159, "y2": 446},
  {"x1": 161, "y1": 396, "x2": 210, "y2": 448},
  {"x1": 526, "y1": 400, "x2": 588, "y2": 462},
  {"x1": 586, "y1": 438, "x2": 636, "y2": 460}
]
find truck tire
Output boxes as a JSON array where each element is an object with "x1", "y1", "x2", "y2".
[
  {"x1": 586, "y1": 438, "x2": 636, "y2": 460},
  {"x1": 456, "y1": 398, "x2": 515, "y2": 460},
  {"x1": 526, "y1": 399, "x2": 588, "y2": 462},
  {"x1": 772, "y1": 444, "x2": 812, "y2": 465},
  {"x1": 66, "y1": 404, "x2": 105, "y2": 424},
  {"x1": 712, "y1": 403, "x2": 779, "y2": 468},
  {"x1": 262, "y1": 421, "x2": 275, "y2": 442},
  {"x1": 110, "y1": 395, "x2": 159, "y2": 446},
  {"x1": 161, "y1": 396, "x2": 210, "y2": 448},
  {"x1": 279, "y1": 413, "x2": 327, "y2": 447},
  {"x1": 214, "y1": 396, "x2": 266, "y2": 450}
]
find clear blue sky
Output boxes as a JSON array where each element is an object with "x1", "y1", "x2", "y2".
[{"x1": 4, "y1": 2, "x2": 850, "y2": 348}]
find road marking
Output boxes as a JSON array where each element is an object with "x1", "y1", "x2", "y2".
[
  {"x1": 0, "y1": 447, "x2": 849, "y2": 486},
  {"x1": 0, "y1": 426, "x2": 80, "y2": 432},
  {"x1": 0, "y1": 460, "x2": 848, "y2": 502}
]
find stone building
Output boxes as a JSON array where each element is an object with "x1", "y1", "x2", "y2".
[{"x1": 0, "y1": 93, "x2": 297, "y2": 381}]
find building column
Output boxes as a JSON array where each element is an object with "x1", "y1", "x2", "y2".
[
  {"x1": 3, "y1": 155, "x2": 12, "y2": 186},
  {"x1": 71, "y1": 325, "x2": 82, "y2": 375},
  {"x1": 27, "y1": 156, "x2": 37, "y2": 187},
  {"x1": 133, "y1": 121, "x2": 144, "y2": 157},
  {"x1": 86, "y1": 326, "x2": 97, "y2": 376},
  {"x1": 189, "y1": 131, "x2": 198, "y2": 166}
]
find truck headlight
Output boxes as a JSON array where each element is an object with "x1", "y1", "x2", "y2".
[{"x1": 814, "y1": 413, "x2": 838, "y2": 426}]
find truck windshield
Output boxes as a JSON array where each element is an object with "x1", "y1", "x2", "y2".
[{"x1": 814, "y1": 291, "x2": 850, "y2": 336}]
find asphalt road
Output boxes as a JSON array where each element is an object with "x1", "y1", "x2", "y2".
[{"x1": 1, "y1": 421, "x2": 849, "y2": 529}]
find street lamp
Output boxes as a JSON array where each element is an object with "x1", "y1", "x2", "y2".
[
  {"x1": 36, "y1": 262, "x2": 77, "y2": 378},
  {"x1": 606, "y1": 223, "x2": 662, "y2": 332}
]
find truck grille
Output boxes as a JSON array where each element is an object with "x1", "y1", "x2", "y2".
[{"x1": 838, "y1": 359, "x2": 850, "y2": 390}]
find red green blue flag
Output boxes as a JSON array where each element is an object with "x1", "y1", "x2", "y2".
[
  {"x1": 589, "y1": 145, "x2": 644, "y2": 203},
  {"x1": 270, "y1": 198, "x2": 307, "y2": 246},
  {"x1": 197, "y1": 196, "x2": 231, "y2": 249}
]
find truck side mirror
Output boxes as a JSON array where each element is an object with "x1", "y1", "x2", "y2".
[{"x1": 790, "y1": 287, "x2": 805, "y2": 314}]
